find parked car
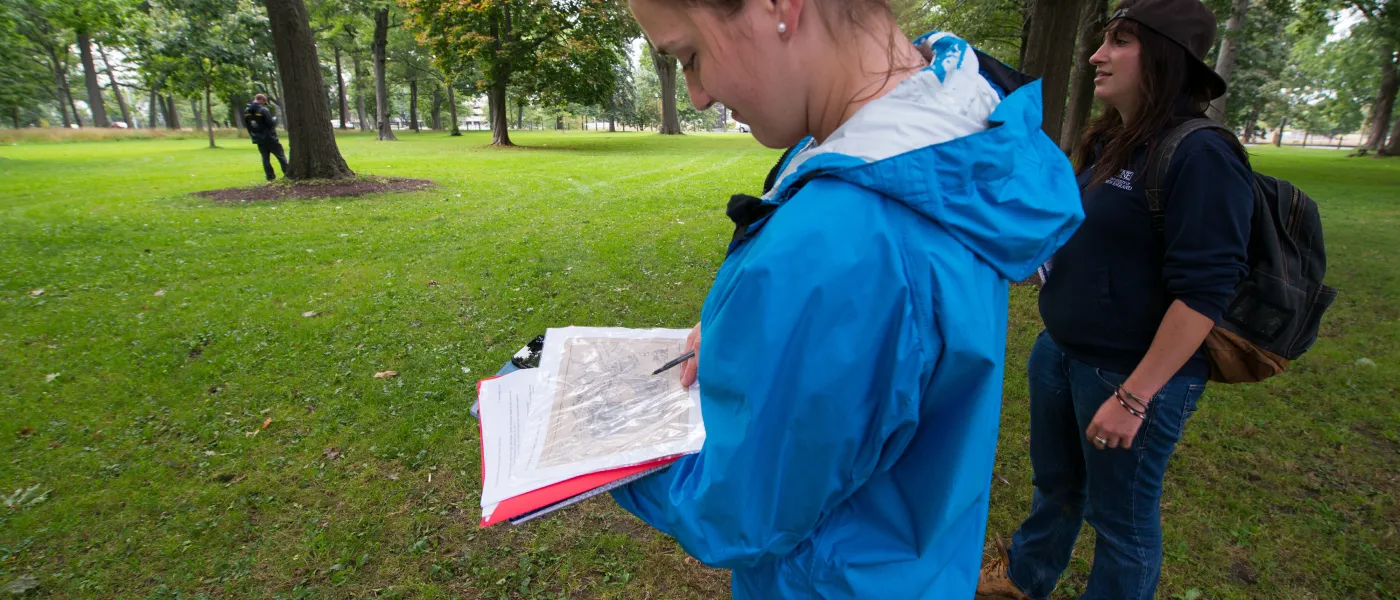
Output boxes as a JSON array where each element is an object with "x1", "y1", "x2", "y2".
[
  {"x1": 110, "y1": 122, "x2": 128, "y2": 129},
  {"x1": 737, "y1": 123, "x2": 751, "y2": 133}
]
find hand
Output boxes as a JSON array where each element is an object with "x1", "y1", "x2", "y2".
[
  {"x1": 680, "y1": 323, "x2": 700, "y2": 388},
  {"x1": 1085, "y1": 395, "x2": 1145, "y2": 450}
]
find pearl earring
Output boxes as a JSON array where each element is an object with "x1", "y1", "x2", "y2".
[{"x1": 778, "y1": 22, "x2": 787, "y2": 34}]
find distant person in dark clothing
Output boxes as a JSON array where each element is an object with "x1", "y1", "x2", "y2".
[{"x1": 244, "y1": 94, "x2": 288, "y2": 181}]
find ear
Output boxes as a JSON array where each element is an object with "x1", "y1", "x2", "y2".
[{"x1": 773, "y1": 0, "x2": 805, "y2": 35}]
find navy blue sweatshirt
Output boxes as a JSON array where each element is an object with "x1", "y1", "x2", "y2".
[{"x1": 1039, "y1": 129, "x2": 1253, "y2": 379}]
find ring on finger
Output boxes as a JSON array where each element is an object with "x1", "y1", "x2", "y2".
[{"x1": 1094, "y1": 436, "x2": 1108, "y2": 446}]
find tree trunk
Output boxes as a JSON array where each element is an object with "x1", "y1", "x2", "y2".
[
  {"x1": 204, "y1": 84, "x2": 215, "y2": 147},
  {"x1": 10, "y1": 107, "x2": 19, "y2": 129},
  {"x1": 1206, "y1": 0, "x2": 1250, "y2": 123},
  {"x1": 1363, "y1": 46, "x2": 1396, "y2": 152},
  {"x1": 97, "y1": 44, "x2": 133, "y2": 128},
  {"x1": 51, "y1": 48, "x2": 83, "y2": 127},
  {"x1": 353, "y1": 54, "x2": 370, "y2": 131},
  {"x1": 1384, "y1": 114, "x2": 1400, "y2": 155},
  {"x1": 1021, "y1": 0, "x2": 1083, "y2": 141},
  {"x1": 76, "y1": 33, "x2": 110, "y2": 127},
  {"x1": 516, "y1": 99, "x2": 524, "y2": 130},
  {"x1": 191, "y1": 98, "x2": 204, "y2": 131},
  {"x1": 1061, "y1": 0, "x2": 1107, "y2": 153},
  {"x1": 1020, "y1": 0, "x2": 1034, "y2": 68},
  {"x1": 232, "y1": 96, "x2": 245, "y2": 133},
  {"x1": 263, "y1": 0, "x2": 356, "y2": 178},
  {"x1": 1242, "y1": 107, "x2": 1257, "y2": 143},
  {"x1": 409, "y1": 79, "x2": 419, "y2": 132},
  {"x1": 166, "y1": 95, "x2": 181, "y2": 129},
  {"x1": 447, "y1": 82, "x2": 460, "y2": 136},
  {"x1": 489, "y1": 78, "x2": 511, "y2": 146},
  {"x1": 157, "y1": 95, "x2": 170, "y2": 129},
  {"x1": 649, "y1": 42, "x2": 682, "y2": 135},
  {"x1": 335, "y1": 46, "x2": 350, "y2": 129},
  {"x1": 371, "y1": 8, "x2": 397, "y2": 141},
  {"x1": 430, "y1": 87, "x2": 442, "y2": 129},
  {"x1": 51, "y1": 58, "x2": 72, "y2": 128},
  {"x1": 68, "y1": 85, "x2": 84, "y2": 127},
  {"x1": 610, "y1": 98, "x2": 617, "y2": 132},
  {"x1": 1272, "y1": 116, "x2": 1286, "y2": 147},
  {"x1": 1302, "y1": 130, "x2": 1309, "y2": 148}
]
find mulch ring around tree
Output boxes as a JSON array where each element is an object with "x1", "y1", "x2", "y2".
[{"x1": 194, "y1": 176, "x2": 435, "y2": 202}]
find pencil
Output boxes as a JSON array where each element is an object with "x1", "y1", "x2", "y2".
[{"x1": 652, "y1": 350, "x2": 697, "y2": 375}]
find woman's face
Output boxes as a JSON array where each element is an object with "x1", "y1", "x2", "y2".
[
  {"x1": 1088, "y1": 27, "x2": 1142, "y2": 113},
  {"x1": 628, "y1": 0, "x2": 809, "y2": 148}
]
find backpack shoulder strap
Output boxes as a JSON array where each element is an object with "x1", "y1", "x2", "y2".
[{"x1": 1144, "y1": 118, "x2": 1239, "y2": 237}]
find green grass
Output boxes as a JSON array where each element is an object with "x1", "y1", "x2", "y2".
[{"x1": 0, "y1": 133, "x2": 1396, "y2": 599}]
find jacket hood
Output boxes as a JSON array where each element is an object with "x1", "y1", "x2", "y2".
[{"x1": 764, "y1": 32, "x2": 1083, "y2": 281}]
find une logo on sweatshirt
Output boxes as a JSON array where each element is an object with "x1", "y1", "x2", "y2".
[{"x1": 1106, "y1": 169, "x2": 1135, "y2": 191}]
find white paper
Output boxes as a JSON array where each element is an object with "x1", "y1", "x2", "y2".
[{"x1": 478, "y1": 327, "x2": 705, "y2": 510}]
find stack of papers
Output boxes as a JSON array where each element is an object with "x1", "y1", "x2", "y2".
[{"x1": 476, "y1": 327, "x2": 706, "y2": 527}]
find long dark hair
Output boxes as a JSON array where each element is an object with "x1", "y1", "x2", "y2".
[{"x1": 1074, "y1": 6, "x2": 1215, "y2": 188}]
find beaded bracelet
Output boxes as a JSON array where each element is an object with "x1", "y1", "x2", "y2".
[{"x1": 1114, "y1": 387, "x2": 1147, "y2": 420}]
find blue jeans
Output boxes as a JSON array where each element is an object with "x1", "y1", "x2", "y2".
[{"x1": 1007, "y1": 331, "x2": 1205, "y2": 600}]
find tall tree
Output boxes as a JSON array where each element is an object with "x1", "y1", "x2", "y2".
[
  {"x1": 402, "y1": 0, "x2": 633, "y2": 147},
  {"x1": 370, "y1": 6, "x2": 396, "y2": 140},
  {"x1": 334, "y1": 44, "x2": 350, "y2": 127},
  {"x1": 1021, "y1": 0, "x2": 1085, "y2": 139},
  {"x1": 647, "y1": 40, "x2": 682, "y2": 135},
  {"x1": 264, "y1": 0, "x2": 355, "y2": 178},
  {"x1": 1363, "y1": 43, "x2": 1397, "y2": 151},
  {"x1": 10, "y1": 0, "x2": 79, "y2": 127},
  {"x1": 76, "y1": 33, "x2": 111, "y2": 126},
  {"x1": 96, "y1": 44, "x2": 134, "y2": 127},
  {"x1": 353, "y1": 51, "x2": 371, "y2": 131},
  {"x1": 1385, "y1": 113, "x2": 1400, "y2": 152},
  {"x1": 1061, "y1": 0, "x2": 1107, "y2": 152},
  {"x1": 1207, "y1": 0, "x2": 1251, "y2": 122}
]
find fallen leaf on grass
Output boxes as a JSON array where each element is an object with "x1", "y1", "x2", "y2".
[
  {"x1": 1, "y1": 574, "x2": 39, "y2": 595},
  {"x1": 4, "y1": 485, "x2": 49, "y2": 510},
  {"x1": 427, "y1": 280, "x2": 439, "y2": 287},
  {"x1": 17, "y1": 427, "x2": 32, "y2": 438},
  {"x1": 261, "y1": 417, "x2": 272, "y2": 430},
  {"x1": 302, "y1": 311, "x2": 320, "y2": 318},
  {"x1": 28, "y1": 289, "x2": 43, "y2": 297},
  {"x1": 386, "y1": 472, "x2": 400, "y2": 481},
  {"x1": 324, "y1": 447, "x2": 342, "y2": 460},
  {"x1": 374, "y1": 370, "x2": 399, "y2": 379},
  {"x1": 154, "y1": 289, "x2": 166, "y2": 297},
  {"x1": 44, "y1": 373, "x2": 59, "y2": 383}
]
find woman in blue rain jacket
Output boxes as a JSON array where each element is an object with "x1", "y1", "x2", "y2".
[{"x1": 615, "y1": 0, "x2": 1084, "y2": 595}]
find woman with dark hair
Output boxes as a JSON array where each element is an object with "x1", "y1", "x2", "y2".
[
  {"x1": 610, "y1": 0, "x2": 1084, "y2": 596},
  {"x1": 978, "y1": 0, "x2": 1253, "y2": 598}
]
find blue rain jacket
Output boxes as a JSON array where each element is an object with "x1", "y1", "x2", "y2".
[{"x1": 613, "y1": 35, "x2": 1083, "y2": 598}]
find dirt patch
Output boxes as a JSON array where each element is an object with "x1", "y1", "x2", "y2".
[
  {"x1": 1229, "y1": 557, "x2": 1259, "y2": 585},
  {"x1": 194, "y1": 176, "x2": 434, "y2": 202},
  {"x1": 1351, "y1": 423, "x2": 1400, "y2": 454}
]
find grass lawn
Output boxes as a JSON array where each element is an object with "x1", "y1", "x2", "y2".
[{"x1": 0, "y1": 132, "x2": 1396, "y2": 599}]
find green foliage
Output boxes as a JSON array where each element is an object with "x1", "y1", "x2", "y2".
[
  {"x1": 891, "y1": 0, "x2": 1025, "y2": 65},
  {"x1": 401, "y1": 0, "x2": 634, "y2": 108}
]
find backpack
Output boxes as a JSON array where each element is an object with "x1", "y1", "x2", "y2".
[
  {"x1": 1145, "y1": 119, "x2": 1338, "y2": 383},
  {"x1": 244, "y1": 103, "x2": 268, "y2": 132}
]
